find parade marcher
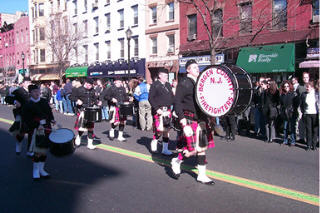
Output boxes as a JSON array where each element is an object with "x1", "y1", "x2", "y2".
[
  {"x1": 300, "y1": 81, "x2": 319, "y2": 151},
  {"x1": 104, "y1": 77, "x2": 133, "y2": 142},
  {"x1": 172, "y1": 59, "x2": 215, "y2": 185},
  {"x1": 221, "y1": 114, "x2": 237, "y2": 141},
  {"x1": 134, "y1": 76, "x2": 152, "y2": 131},
  {"x1": 148, "y1": 68, "x2": 174, "y2": 155},
  {"x1": 5, "y1": 77, "x2": 33, "y2": 156},
  {"x1": 22, "y1": 84, "x2": 56, "y2": 180},
  {"x1": 70, "y1": 78, "x2": 101, "y2": 149},
  {"x1": 279, "y1": 81, "x2": 298, "y2": 146}
]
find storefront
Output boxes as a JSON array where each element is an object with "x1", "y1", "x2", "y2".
[
  {"x1": 31, "y1": 73, "x2": 60, "y2": 81},
  {"x1": 88, "y1": 59, "x2": 145, "y2": 79},
  {"x1": 236, "y1": 43, "x2": 295, "y2": 83},
  {"x1": 65, "y1": 66, "x2": 88, "y2": 78}
]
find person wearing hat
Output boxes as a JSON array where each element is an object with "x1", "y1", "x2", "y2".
[
  {"x1": 5, "y1": 77, "x2": 34, "y2": 156},
  {"x1": 171, "y1": 59, "x2": 215, "y2": 185},
  {"x1": 70, "y1": 78, "x2": 101, "y2": 149},
  {"x1": 21, "y1": 84, "x2": 56, "y2": 180},
  {"x1": 148, "y1": 68, "x2": 174, "y2": 155},
  {"x1": 103, "y1": 77, "x2": 133, "y2": 141}
]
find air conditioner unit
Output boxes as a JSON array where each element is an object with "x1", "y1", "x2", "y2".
[
  {"x1": 312, "y1": 15, "x2": 319, "y2": 23},
  {"x1": 106, "y1": 26, "x2": 110, "y2": 32},
  {"x1": 168, "y1": 47, "x2": 174, "y2": 53},
  {"x1": 92, "y1": 2, "x2": 98, "y2": 9},
  {"x1": 188, "y1": 34, "x2": 197, "y2": 41},
  {"x1": 152, "y1": 18, "x2": 157, "y2": 24}
]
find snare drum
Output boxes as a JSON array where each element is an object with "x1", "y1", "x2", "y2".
[
  {"x1": 119, "y1": 103, "x2": 134, "y2": 116},
  {"x1": 84, "y1": 107, "x2": 102, "y2": 122},
  {"x1": 49, "y1": 128, "x2": 75, "y2": 157}
]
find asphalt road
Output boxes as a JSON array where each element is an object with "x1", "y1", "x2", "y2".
[{"x1": 0, "y1": 105, "x2": 318, "y2": 213}]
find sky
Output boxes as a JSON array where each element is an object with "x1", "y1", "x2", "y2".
[{"x1": 0, "y1": 0, "x2": 28, "y2": 14}]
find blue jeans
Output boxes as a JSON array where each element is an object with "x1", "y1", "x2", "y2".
[
  {"x1": 58, "y1": 100, "x2": 64, "y2": 113},
  {"x1": 54, "y1": 95, "x2": 59, "y2": 110},
  {"x1": 101, "y1": 106, "x2": 109, "y2": 120},
  {"x1": 65, "y1": 94, "x2": 74, "y2": 114}
]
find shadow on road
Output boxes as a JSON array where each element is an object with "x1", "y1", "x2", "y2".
[{"x1": 0, "y1": 128, "x2": 122, "y2": 213}]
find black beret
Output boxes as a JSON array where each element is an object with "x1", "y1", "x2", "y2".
[
  {"x1": 158, "y1": 68, "x2": 169, "y2": 74},
  {"x1": 28, "y1": 84, "x2": 39, "y2": 92},
  {"x1": 185, "y1": 59, "x2": 197, "y2": 70},
  {"x1": 84, "y1": 78, "x2": 94, "y2": 85}
]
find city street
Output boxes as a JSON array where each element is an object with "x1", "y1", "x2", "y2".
[{"x1": 0, "y1": 104, "x2": 318, "y2": 213}]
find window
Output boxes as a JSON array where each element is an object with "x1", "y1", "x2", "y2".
[
  {"x1": 151, "y1": 37, "x2": 157, "y2": 54},
  {"x1": 106, "y1": 0, "x2": 110, "y2": 5},
  {"x1": 83, "y1": 45, "x2": 88, "y2": 63},
  {"x1": 151, "y1": 7, "x2": 157, "y2": 24},
  {"x1": 32, "y1": 7, "x2": 34, "y2": 22},
  {"x1": 75, "y1": 46, "x2": 78, "y2": 63},
  {"x1": 313, "y1": 0, "x2": 319, "y2": 22},
  {"x1": 132, "y1": 5, "x2": 138, "y2": 26},
  {"x1": 39, "y1": 3, "x2": 44, "y2": 16},
  {"x1": 40, "y1": 27, "x2": 45, "y2": 40},
  {"x1": 40, "y1": 49, "x2": 45, "y2": 62},
  {"x1": 35, "y1": 27, "x2": 38, "y2": 42},
  {"x1": 21, "y1": 30, "x2": 24, "y2": 43},
  {"x1": 213, "y1": 9, "x2": 223, "y2": 37},
  {"x1": 187, "y1": 14, "x2": 197, "y2": 40},
  {"x1": 32, "y1": 30, "x2": 35, "y2": 43},
  {"x1": 74, "y1": 0, "x2": 77, "y2": 15},
  {"x1": 84, "y1": 0, "x2": 87, "y2": 12},
  {"x1": 105, "y1": 13, "x2": 110, "y2": 32},
  {"x1": 118, "y1": 9, "x2": 124, "y2": 29},
  {"x1": 94, "y1": 43, "x2": 99, "y2": 61},
  {"x1": 64, "y1": 17, "x2": 68, "y2": 34},
  {"x1": 94, "y1": 17, "x2": 99, "y2": 34},
  {"x1": 168, "y1": 2, "x2": 174, "y2": 21},
  {"x1": 119, "y1": 39, "x2": 124, "y2": 58},
  {"x1": 133, "y1": 37, "x2": 139, "y2": 57},
  {"x1": 16, "y1": 32, "x2": 19, "y2": 44},
  {"x1": 167, "y1": 34, "x2": 175, "y2": 53},
  {"x1": 106, "y1": 41, "x2": 111, "y2": 59},
  {"x1": 272, "y1": 0, "x2": 287, "y2": 30},
  {"x1": 73, "y1": 23, "x2": 78, "y2": 34},
  {"x1": 240, "y1": 2, "x2": 252, "y2": 33},
  {"x1": 83, "y1": 20, "x2": 88, "y2": 37},
  {"x1": 35, "y1": 4, "x2": 38, "y2": 18}
]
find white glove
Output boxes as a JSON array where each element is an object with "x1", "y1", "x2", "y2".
[
  {"x1": 180, "y1": 118, "x2": 187, "y2": 127},
  {"x1": 156, "y1": 108, "x2": 163, "y2": 115},
  {"x1": 40, "y1": 119, "x2": 46, "y2": 125},
  {"x1": 112, "y1": 98, "x2": 117, "y2": 103},
  {"x1": 183, "y1": 125, "x2": 193, "y2": 137},
  {"x1": 76, "y1": 99, "x2": 83, "y2": 105}
]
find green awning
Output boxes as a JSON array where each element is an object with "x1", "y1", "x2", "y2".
[
  {"x1": 65, "y1": 66, "x2": 88, "y2": 77},
  {"x1": 236, "y1": 43, "x2": 295, "y2": 73}
]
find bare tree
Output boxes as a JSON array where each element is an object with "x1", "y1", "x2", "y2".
[
  {"x1": 178, "y1": 0, "x2": 308, "y2": 64},
  {"x1": 47, "y1": 12, "x2": 82, "y2": 83}
]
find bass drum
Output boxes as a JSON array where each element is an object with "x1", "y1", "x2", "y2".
[
  {"x1": 49, "y1": 128, "x2": 75, "y2": 157},
  {"x1": 195, "y1": 64, "x2": 253, "y2": 117}
]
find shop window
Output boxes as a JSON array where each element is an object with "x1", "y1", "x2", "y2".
[{"x1": 272, "y1": 0, "x2": 287, "y2": 30}]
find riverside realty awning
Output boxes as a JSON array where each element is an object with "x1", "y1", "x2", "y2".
[
  {"x1": 236, "y1": 43, "x2": 295, "y2": 73},
  {"x1": 65, "y1": 66, "x2": 88, "y2": 78}
]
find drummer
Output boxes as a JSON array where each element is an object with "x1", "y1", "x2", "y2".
[
  {"x1": 21, "y1": 84, "x2": 56, "y2": 180},
  {"x1": 103, "y1": 77, "x2": 133, "y2": 141},
  {"x1": 148, "y1": 68, "x2": 174, "y2": 155},
  {"x1": 70, "y1": 78, "x2": 101, "y2": 149},
  {"x1": 172, "y1": 59, "x2": 215, "y2": 185}
]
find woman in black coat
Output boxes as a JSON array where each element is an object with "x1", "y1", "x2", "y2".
[
  {"x1": 261, "y1": 80, "x2": 280, "y2": 142},
  {"x1": 279, "y1": 80, "x2": 298, "y2": 146}
]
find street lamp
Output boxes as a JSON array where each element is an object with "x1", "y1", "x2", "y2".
[
  {"x1": 21, "y1": 52, "x2": 25, "y2": 76},
  {"x1": 125, "y1": 27, "x2": 132, "y2": 75}
]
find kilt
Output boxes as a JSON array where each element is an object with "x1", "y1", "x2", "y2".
[
  {"x1": 74, "y1": 111, "x2": 94, "y2": 132},
  {"x1": 109, "y1": 106, "x2": 126, "y2": 125}
]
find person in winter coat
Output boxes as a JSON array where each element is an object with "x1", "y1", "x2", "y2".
[{"x1": 279, "y1": 80, "x2": 298, "y2": 146}]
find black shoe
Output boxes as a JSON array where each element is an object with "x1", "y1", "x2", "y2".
[
  {"x1": 230, "y1": 135, "x2": 235, "y2": 141},
  {"x1": 93, "y1": 135, "x2": 100, "y2": 140},
  {"x1": 224, "y1": 136, "x2": 230, "y2": 141},
  {"x1": 197, "y1": 180, "x2": 215, "y2": 185},
  {"x1": 306, "y1": 146, "x2": 311, "y2": 151}
]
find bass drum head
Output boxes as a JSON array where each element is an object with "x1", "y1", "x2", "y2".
[
  {"x1": 49, "y1": 128, "x2": 75, "y2": 157},
  {"x1": 195, "y1": 65, "x2": 252, "y2": 117}
]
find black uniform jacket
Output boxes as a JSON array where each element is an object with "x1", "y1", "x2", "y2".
[
  {"x1": 70, "y1": 86, "x2": 98, "y2": 109},
  {"x1": 148, "y1": 80, "x2": 174, "y2": 114},
  {"x1": 103, "y1": 85, "x2": 129, "y2": 106},
  {"x1": 174, "y1": 77, "x2": 208, "y2": 122},
  {"x1": 21, "y1": 98, "x2": 54, "y2": 131}
]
